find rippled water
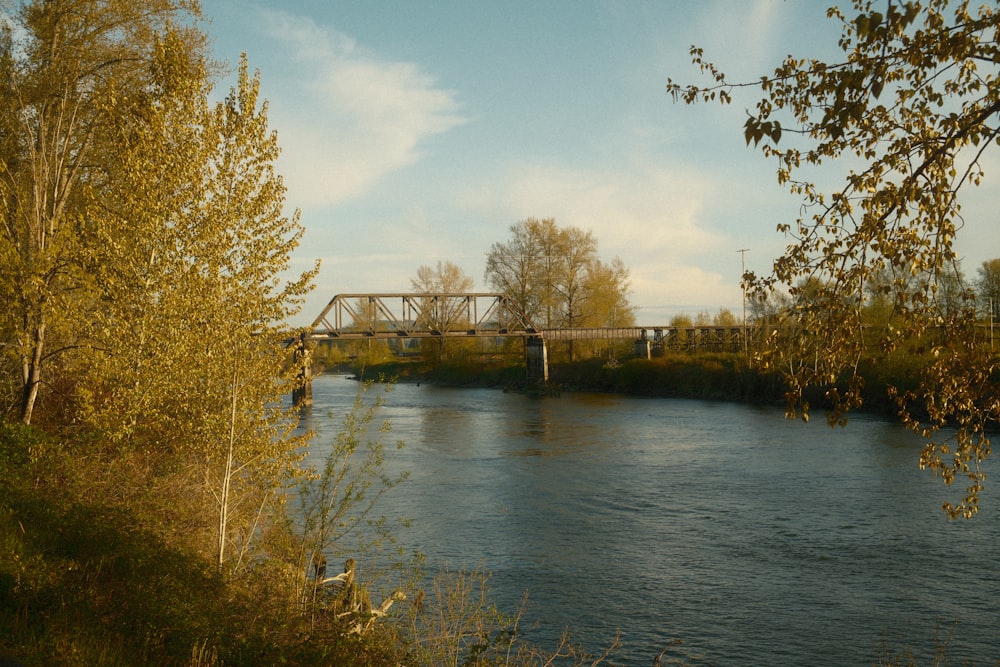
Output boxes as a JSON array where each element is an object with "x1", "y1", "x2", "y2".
[{"x1": 300, "y1": 374, "x2": 1000, "y2": 665}]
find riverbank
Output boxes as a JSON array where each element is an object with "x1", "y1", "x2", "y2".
[{"x1": 332, "y1": 351, "x2": 924, "y2": 421}]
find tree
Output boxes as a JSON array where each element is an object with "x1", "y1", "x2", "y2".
[
  {"x1": 47, "y1": 30, "x2": 317, "y2": 564},
  {"x1": 713, "y1": 309, "x2": 739, "y2": 327},
  {"x1": 553, "y1": 226, "x2": 596, "y2": 362},
  {"x1": 976, "y1": 259, "x2": 1000, "y2": 321},
  {"x1": 668, "y1": 1, "x2": 1000, "y2": 516},
  {"x1": 861, "y1": 265, "x2": 914, "y2": 327},
  {"x1": 574, "y1": 256, "x2": 635, "y2": 361},
  {"x1": 197, "y1": 56, "x2": 318, "y2": 568},
  {"x1": 411, "y1": 260, "x2": 475, "y2": 295},
  {"x1": 0, "y1": 0, "x2": 198, "y2": 425},
  {"x1": 409, "y1": 260, "x2": 475, "y2": 361},
  {"x1": 584, "y1": 257, "x2": 636, "y2": 329},
  {"x1": 77, "y1": 28, "x2": 217, "y2": 452},
  {"x1": 483, "y1": 218, "x2": 553, "y2": 327},
  {"x1": 932, "y1": 263, "x2": 970, "y2": 319},
  {"x1": 484, "y1": 218, "x2": 634, "y2": 360}
]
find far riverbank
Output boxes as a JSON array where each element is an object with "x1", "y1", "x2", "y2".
[{"x1": 324, "y1": 351, "x2": 924, "y2": 421}]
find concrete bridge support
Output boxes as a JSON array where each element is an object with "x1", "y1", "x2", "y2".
[
  {"x1": 634, "y1": 339, "x2": 651, "y2": 360},
  {"x1": 292, "y1": 335, "x2": 313, "y2": 407},
  {"x1": 525, "y1": 336, "x2": 548, "y2": 384}
]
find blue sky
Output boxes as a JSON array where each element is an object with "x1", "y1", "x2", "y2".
[{"x1": 200, "y1": 1, "x2": 998, "y2": 327}]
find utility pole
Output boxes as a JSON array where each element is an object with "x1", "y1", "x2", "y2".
[{"x1": 737, "y1": 249, "x2": 749, "y2": 354}]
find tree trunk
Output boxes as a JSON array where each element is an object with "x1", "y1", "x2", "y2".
[
  {"x1": 19, "y1": 321, "x2": 45, "y2": 425},
  {"x1": 218, "y1": 367, "x2": 239, "y2": 569}
]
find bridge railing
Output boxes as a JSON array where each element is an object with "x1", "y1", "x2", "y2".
[{"x1": 652, "y1": 326, "x2": 749, "y2": 353}]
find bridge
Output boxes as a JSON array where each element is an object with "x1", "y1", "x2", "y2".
[
  {"x1": 292, "y1": 292, "x2": 748, "y2": 404},
  {"x1": 307, "y1": 293, "x2": 538, "y2": 339}
]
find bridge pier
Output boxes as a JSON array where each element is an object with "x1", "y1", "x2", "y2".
[
  {"x1": 525, "y1": 336, "x2": 548, "y2": 384},
  {"x1": 634, "y1": 339, "x2": 651, "y2": 359},
  {"x1": 292, "y1": 334, "x2": 313, "y2": 407}
]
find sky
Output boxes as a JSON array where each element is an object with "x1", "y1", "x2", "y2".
[{"x1": 199, "y1": 0, "x2": 999, "y2": 328}]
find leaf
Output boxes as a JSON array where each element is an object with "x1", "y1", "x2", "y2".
[
  {"x1": 770, "y1": 121, "x2": 782, "y2": 144},
  {"x1": 855, "y1": 13, "x2": 870, "y2": 38},
  {"x1": 871, "y1": 76, "x2": 884, "y2": 99},
  {"x1": 666, "y1": 0, "x2": 1000, "y2": 518}
]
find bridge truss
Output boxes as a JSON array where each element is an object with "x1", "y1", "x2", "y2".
[
  {"x1": 307, "y1": 293, "x2": 539, "y2": 340},
  {"x1": 305, "y1": 292, "x2": 749, "y2": 353}
]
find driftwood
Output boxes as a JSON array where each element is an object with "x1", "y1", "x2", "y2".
[{"x1": 312, "y1": 556, "x2": 405, "y2": 634}]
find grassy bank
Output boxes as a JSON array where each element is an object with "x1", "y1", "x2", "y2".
[{"x1": 0, "y1": 422, "x2": 401, "y2": 667}]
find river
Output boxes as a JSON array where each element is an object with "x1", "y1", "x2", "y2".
[{"x1": 298, "y1": 374, "x2": 1000, "y2": 665}]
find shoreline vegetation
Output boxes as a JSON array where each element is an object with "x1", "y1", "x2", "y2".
[{"x1": 328, "y1": 350, "x2": 924, "y2": 423}]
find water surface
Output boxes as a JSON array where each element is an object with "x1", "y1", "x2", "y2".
[{"x1": 301, "y1": 374, "x2": 1000, "y2": 665}]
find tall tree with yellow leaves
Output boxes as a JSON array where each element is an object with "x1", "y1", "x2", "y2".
[
  {"x1": 83, "y1": 37, "x2": 317, "y2": 565},
  {"x1": 0, "y1": 0, "x2": 199, "y2": 425}
]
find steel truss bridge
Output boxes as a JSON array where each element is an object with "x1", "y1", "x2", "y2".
[
  {"x1": 292, "y1": 292, "x2": 749, "y2": 405},
  {"x1": 308, "y1": 293, "x2": 538, "y2": 339},
  {"x1": 305, "y1": 293, "x2": 748, "y2": 351}
]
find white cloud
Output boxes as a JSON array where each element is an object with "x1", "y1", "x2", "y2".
[
  {"x1": 256, "y1": 9, "x2": 466, "y2": 208},
  {"x1": 452, "y1": 161, "x2": 743, "y2": 322},
  {"x1": 478, "y1": 163, "x2": 720, "y2": 255},
  {"x1": 239, "y1": 3, "x2": 801, "y2": 324}
]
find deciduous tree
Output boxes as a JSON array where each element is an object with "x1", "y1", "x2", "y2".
[
  {"x1": 411, "y1": 260, "x2": 475, "y2": 295},
  {"x1": 484, "y1": 218, "x2": 634, "y2": 357},
  {"x1": 0, "y1": 0, "x2": 197, "y2": 425},
  {"x1": 483, "y1": 218, "x2": 553, "y2": 326},
  {"x1": 584, "y1": 257, "x2": 635, "y2": 329},
  {"x1": 976, "y1": 258, "x2": 1000, "y2": 320},
  {"x1": 668, "y1": 0, "x2": 1000, "y2": 516},
  {"x1": 410, "y1": 260, "x2": 475, "y2": 362},
  {"x1": 61, "y1": 32, "x2": 316, "y2": 564},
  {"x1": 197, "y1": 56, "x2": 318, "y2": 568}
]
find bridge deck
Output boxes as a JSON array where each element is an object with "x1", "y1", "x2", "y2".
[{"x1": 540, "y1": 326, "x2": 745, "y2": 342}]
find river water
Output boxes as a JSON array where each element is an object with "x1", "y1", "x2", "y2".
[{"x1": 299, "y1": 374, "x2": 1000, "y2": 665}]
